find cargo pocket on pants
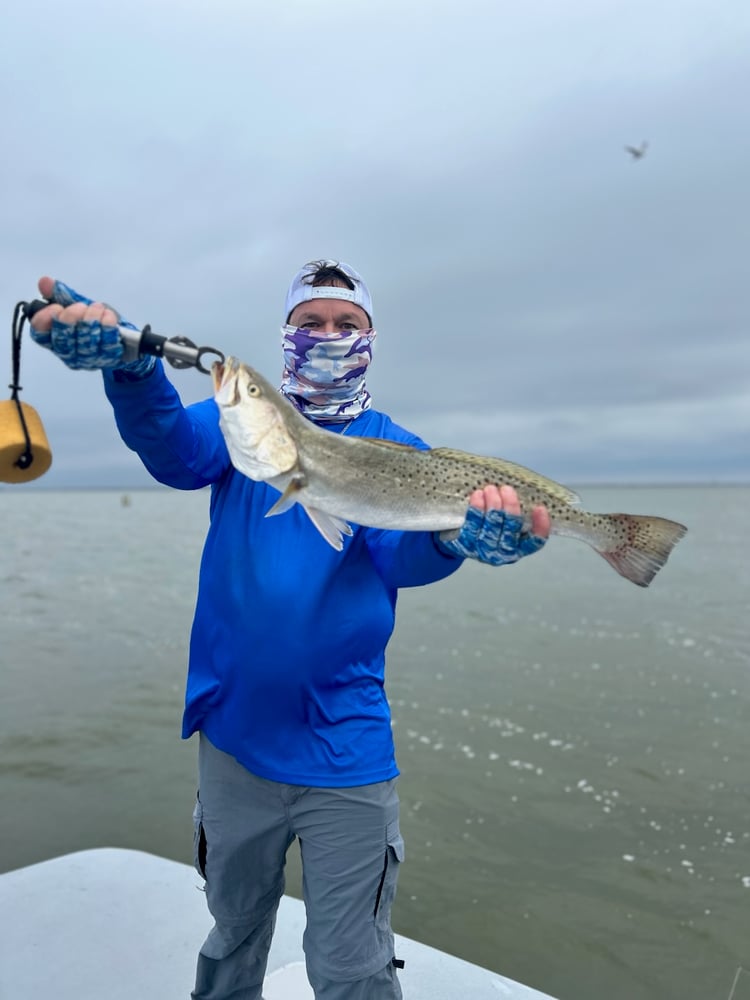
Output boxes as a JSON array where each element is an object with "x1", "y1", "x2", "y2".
[
  {"x1": 192, "y1": 792, "x2": 208, "y2": 880},
  {"x1": 374, "y1": 821, "x2": 405, "y2": 930}
]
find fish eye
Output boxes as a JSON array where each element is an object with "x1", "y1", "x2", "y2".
[{"x1": 247, "y1": 383, "x2": 261, "y2": 397}]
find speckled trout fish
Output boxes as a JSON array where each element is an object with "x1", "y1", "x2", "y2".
[{"x1": 212, "y1": 358, "x2": 687, "y2": 587}]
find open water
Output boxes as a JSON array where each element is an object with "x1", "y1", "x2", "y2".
[{"x1": 1, "y1": 486, "x2": 748, "y2": 1000}]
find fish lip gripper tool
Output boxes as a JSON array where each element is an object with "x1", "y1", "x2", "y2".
[{"x1": 20, "y1": 298, "x2": 225, "y2": 375}]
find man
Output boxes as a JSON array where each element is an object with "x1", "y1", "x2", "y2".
[{"x1": 30, "y1": 261, "x2": 550, "y2": 999}]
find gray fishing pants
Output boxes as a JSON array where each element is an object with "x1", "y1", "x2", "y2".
[{"x1": 191, "y1": 734, "x2": 404, "y2": 1000}]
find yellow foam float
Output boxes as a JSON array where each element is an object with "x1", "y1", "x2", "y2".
[{"x1": 0, "y1": 398, "x2": 53, "y2": 483}]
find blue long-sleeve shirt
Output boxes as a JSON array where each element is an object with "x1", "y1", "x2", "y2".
[{"x1": 104, "y1": 363, "x2": 461, "y2": 786}]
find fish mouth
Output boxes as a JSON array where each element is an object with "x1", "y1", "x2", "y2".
[
  {"x1": 210, "y1": 359, "x2": 225, "y2": 393},
  {"x1": 212, "y1": 356, "x2": 241, "y2": 405}
]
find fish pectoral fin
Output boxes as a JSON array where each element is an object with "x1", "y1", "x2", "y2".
[
  {"x1": 265, "y1": 479, "x2": 352, "y2": 551},
  {"x1": 266, "y1": 475, "x2": 306, "y2": 517},
  {"x1": 304, "y1": 507, "x2": 353, "y2": 551}
]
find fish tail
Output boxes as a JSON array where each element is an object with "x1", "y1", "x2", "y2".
[{"x1": 592, "y1": 514, "x2": 687, "y2": 587}]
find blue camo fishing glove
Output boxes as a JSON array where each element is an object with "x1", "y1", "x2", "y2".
[
  {"x1": 29, "y1": 279, "x2": 156, "y2": 378},
  {"x1": 437, "y1": 505, "x2": 547, "y2": 566}
]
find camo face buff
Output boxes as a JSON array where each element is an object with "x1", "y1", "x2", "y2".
[{"x1": 280, "y1": 324, "x2": 376, "y2": 423}]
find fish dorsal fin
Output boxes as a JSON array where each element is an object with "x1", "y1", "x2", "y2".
[
  {"x1": 429, "y1": 447, "x2": 582, "y2": 507},
  {"x1": 359, "y1": 437, "x2": 419, "y2": 452},
  {"x1": 357, "y1": 438, "x2": 580, "y2": 506}
]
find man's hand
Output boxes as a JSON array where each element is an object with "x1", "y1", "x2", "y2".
[
  {"x1": 437, "y1": 484, "x2": 550, "y2": 566},
  {"x1": 29, "y1": 276, "x2": 154, "y2": 377}
]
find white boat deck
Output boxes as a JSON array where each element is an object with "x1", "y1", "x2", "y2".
[{"x1": 0, "y1": 848, "x2": 558, "y2": 999}]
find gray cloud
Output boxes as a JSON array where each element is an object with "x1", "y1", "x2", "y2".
[{"x1": 1, "y1": 0, "x2": 748, "y2": 488}]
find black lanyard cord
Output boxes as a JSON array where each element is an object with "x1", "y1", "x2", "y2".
[{"x1": 9, "y1": 302, "x2": 33, "y2": 469}]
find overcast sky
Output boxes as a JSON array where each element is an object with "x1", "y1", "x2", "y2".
[{"x1": 1, "y1": 0, "x2": 748, "y2": 488}]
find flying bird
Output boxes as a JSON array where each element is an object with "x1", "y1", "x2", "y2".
[{"x1": 625, "y1": 140, "x2": 649, "y2": 160}]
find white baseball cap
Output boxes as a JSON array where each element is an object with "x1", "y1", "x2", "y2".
[{"x1": 284, "y1": 260, "x2": 373, "y2": 325}]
